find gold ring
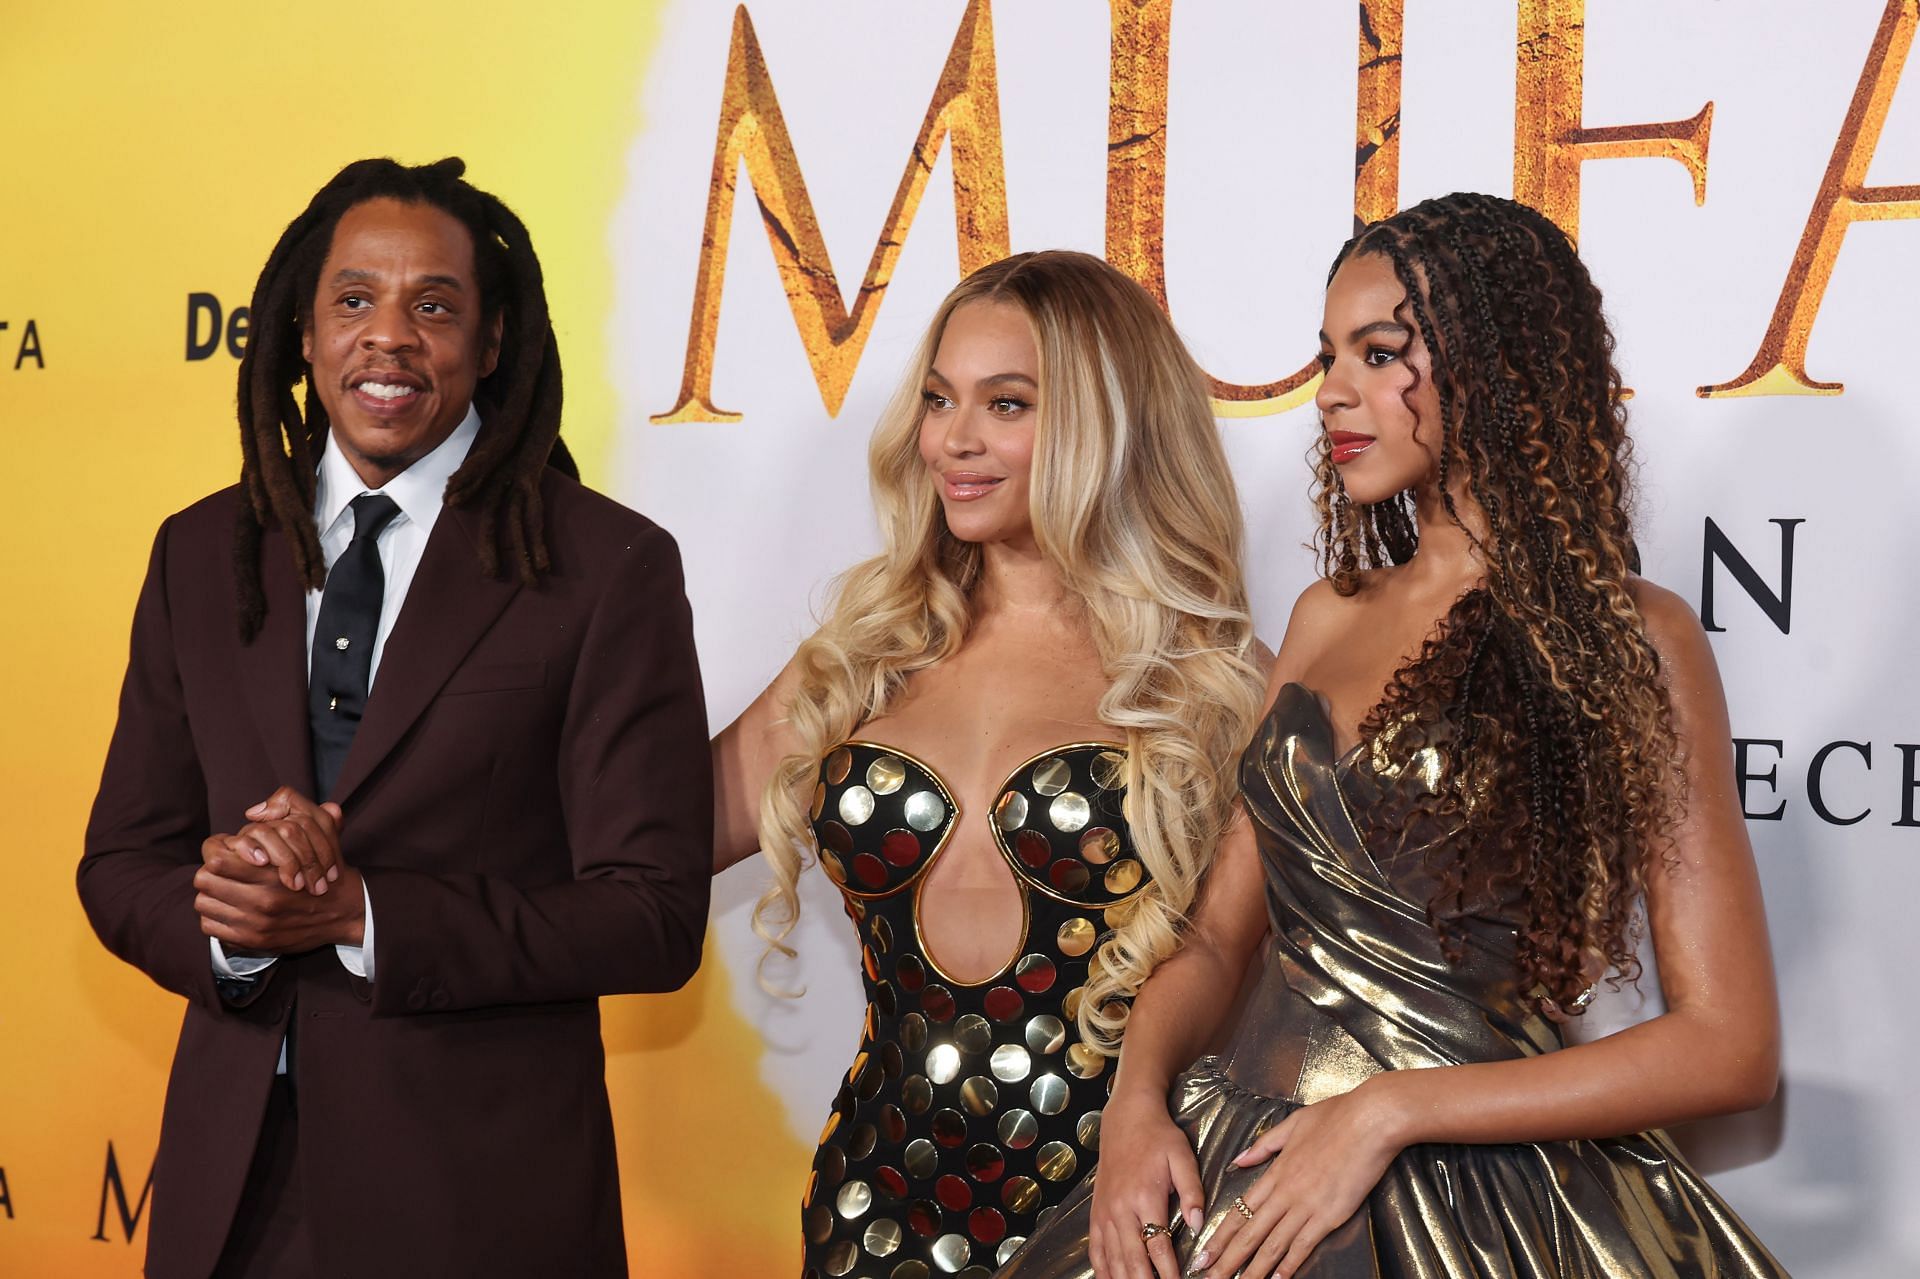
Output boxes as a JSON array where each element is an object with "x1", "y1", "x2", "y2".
[
  {"x1": 1139, "y1": 1222, "x2": 1168, "y2": 1243},
  {"x1": 1230, "y1": 1195, "x2": 1255, "y2": 1220}
]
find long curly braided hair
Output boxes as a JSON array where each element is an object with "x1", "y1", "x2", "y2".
[
  {"x1": 1316, "y1": 191, "x2": 1682, "y2": 1016},
  {"x1": 232, "y1": 156, "x2": 577, "y2": 640}
]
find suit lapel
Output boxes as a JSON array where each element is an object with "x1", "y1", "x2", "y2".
[
  {"x1": 237, "y1": 524, "x2": 317, "y2": 794},
  {"x1": 330, "y1": 502, "x2": 521, "y2": 804}
]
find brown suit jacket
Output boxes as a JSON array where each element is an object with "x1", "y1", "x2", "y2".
[{"x1": 79, "y1": 467, "x2": 711, "y2": 1279}]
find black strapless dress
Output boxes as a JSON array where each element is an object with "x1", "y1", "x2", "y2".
[{"x1": 799, "y1": 740, "x2": 1150, "y2": 1279}]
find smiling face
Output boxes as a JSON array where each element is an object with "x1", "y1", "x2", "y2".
[
  {"x1": 917, "y1": 300, "x2": 1041, "y2": 549},
  {"x1": 1314, "y1": 250, "x2": 1444, "y2": 506},
  {"x1": 301, "y1": 197, "x2": 502, "y2": 488}
]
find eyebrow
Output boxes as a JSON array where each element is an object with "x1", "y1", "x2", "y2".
[
  {"x1": 328, "y1": 268, "x2": 468, "y2": 291},
  {"x1": 1318, "y1": 320, "x2": 1411, "y2": 345},
  {"x1": 927, "y1": 367, "x2": 1039, "y2": 390}
]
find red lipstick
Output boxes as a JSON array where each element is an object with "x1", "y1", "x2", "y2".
[{"x1": 1327, "y1": 431, "x2": 1375, "y2": 465}]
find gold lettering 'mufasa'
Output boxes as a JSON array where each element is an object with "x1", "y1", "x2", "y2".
[
  {"x1": 652, "y1": 1, "x2": 1008, "y2": 422},
  {"x1": 1701, "y1": 0, "x2": 1920, "y2": 398},
  {"x1": 657, "y1": 1, "x2": 1908, "y2": 422}
]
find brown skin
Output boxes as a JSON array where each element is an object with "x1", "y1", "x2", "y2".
[
  {"x1": 1085, "y1": 254, "x2": 1780, "y2": 1279},
  {"x1": 713, "y1": 301, "x2": 1117, "y2": 984},
  {"x1": 196, "y1": 197, "x2": 504, "y2": 953},
  {"x1": 300, "y1": 196, "x2": 502, "y2": 489}
]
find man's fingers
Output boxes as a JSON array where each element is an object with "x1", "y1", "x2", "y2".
[
  {"x1": 273, "y1": 812, "x2": 343, "y2": 886},
  {"x1": 241, "y1": 821, "x2": 324, "y2": 894}
]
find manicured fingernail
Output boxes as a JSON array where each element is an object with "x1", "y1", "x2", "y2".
[
  {"x1": 247, "y1": 803, "x2": 266, "y2": 816},
  {"x1": 292, "y1": 873, "x2": 304, "y2": 890},
  {"x1": 314, "y1": 878, "x2": 329, "y2": 895},
  {"x1": 247, "y1": 846, "x2": 267, "y2": 865},
  {"x1": 1189, "y1": 1252, "x2": 1210, "y2": 1271},
  {"x1": 327, "y1": 866, "x2": 340, "y2": 882},
  {"x1": 1187, "y1": 1207, "x2": 1203, "y2": 1232}
]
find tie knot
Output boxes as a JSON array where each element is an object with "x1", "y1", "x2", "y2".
[{"x1": 348, "y1": 493, "x2": 402, "y2": 545}]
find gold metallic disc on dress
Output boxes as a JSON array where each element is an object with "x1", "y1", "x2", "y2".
[
  {"x1": 819, "y1": 1110, "x2": 843, "y2": 1147},
  {"x1": 881, "y1": 1041, "x2": 904, "y2": 1078},
  {"x1": 1104, "y1": 894, "x2": 1140, "y2": 928},
  {"x1": 868, "y1": 755, "x2": 907, "y2": 795},
  {"x1": 827, "y1": 747, "x2": 854, "y2": 784},
  {"x1": 1029, "y1": 1073, "x2": 1069, "y2": 1115},
  {"x1": 1062, "y1": 986, "x2": 1085, "y2": 1021},
  {"x1": 994, "y1": 791, "x2": 1029, "y2": 832},
  {"x1": 1048, "y1": 860, "x2": 1090, "y2": 894},
  {"x1": 827, "y1": 1237, "x2": 860, "y2": 1273},
  {"x1": 892, "y1": 1262, "x2": 931, "y2": 1279},
  {"x1": 811, "y1": 782, "x2": 827, "y2": 820},
  {"x1": 958, "y1": 1266, "x2": 993, "y2": 1279},
  {"x1": 1048, "y1": 791, "x2": 1091, "y2": 832},
  {"x1": 1055, "y1": 918, "x2": 1096, "y2": 958},
  {"x1": 895, "y1": 954, "x2": 926, "y2": 992},
  {"x1": 804, "y1": 1203, "x2": 834, "y2": 1244},
  {"x1": 871, "y1": 915, "x2": 894, "y2": 952},
  {"x1": 1076, "y1": 1109, "x2": 1103, "y2": 1149},
  {"x1": 1065, "y1": 1043, "x2": 1107, "y2": 1079},
  {"x1": 989, "y1": 1043, "x2": 1031, "y2": 1082},
  {"x1": 821, "y1": 851, "x2": 848, "y2": 885},
  {"x1": 1103, "y1": 858, "x2": 1144, "y2": 894},
  {"x1": 849, "y1": 1122, "x2": 878, "y2": 1159},
  {"x1": 903, "y1": 790, "x2": 947, "y2": 832},
  {"x1": 901, "y1": 1013, "x2": 928, "y2": 1053},
  {"x1": 865, "y1": 1217, "x2": 904, "y2": 1258},
  {"x1": 1001, "y1": 1176, "x2": 1041, "y2": 1214},
  {"x1": 1035, "y1": 1141, "x2": 1078, "y2": 1182},
  {"x1": 954, "y1": 1013, "x2": 992, "y2": 1055},
  {"x1": 965, "y1": 1142, "x2": 1006, "y2": 1182},
  {"x1": 1032, "y1": 757, "x2": 1072, "y2": 796},
  {"x1": 959, "y1": 1075, "x2": 998, "y2": 1115},
  {"x1": 996, "y1": 1108, "x2": 1038, "y2": 1149},
  {"x1": 905, "y1": 1138, "x2": 939, "y2": 1178},
  {"x1": 820, "y1": 819, "x2": 854, "y2": 854},
  {"x1": 931, "y1": 1233, "x2": 972, "y2": 1274},
  {"x1": 1024, "y1": 1014, "x2": 1066, "y2": 1054},
  {"x1": 997, "y1": 1237, "x2": 1028, "y2": 1267},
  {"x1": 902, "y1": 1075, "x2": 933, "y2": 1115},
  {"x1": 927, "y1": 1043, "x2": 961, "y2": 1085},
  {"x1": 881, "y1": 1104, "x2": 908, "y2": 1143},
  {"x1": 837, "y1": 1180, "x2": 874, "y2": 1219},
  {"x1": 839, "y1": 785, "x2": 877, "y2": 826},
  {"x1": 1078, "y1": 826, "x2": 1120, "y2": 865},
  {"x1": 931, "y1": 1108, "x2": 968, "y2": 1147},
  {"x1": 1091, "y1": 750, "x2": 1126, "y2": 791}
]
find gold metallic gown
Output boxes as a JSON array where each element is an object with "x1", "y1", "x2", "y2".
[
  {"x1": 997, "y1": 683, "x2": 1788, "y2": 1279},
  {"x1": 802, "y1": 741, "x2": 1151, "y2": 1278}
]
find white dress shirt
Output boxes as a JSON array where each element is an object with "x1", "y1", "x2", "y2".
[{"x1": 210, "y1": 406, "x2": 482, "y2": 1014}]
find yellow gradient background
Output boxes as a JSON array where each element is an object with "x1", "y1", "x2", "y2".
[{"x1": 0, "y1": 3, "x2": 802, "y2": 1272}]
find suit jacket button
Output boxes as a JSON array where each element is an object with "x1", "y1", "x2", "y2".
[
  {"x1": 429, "y1": 990, "x2": 450, "y2": 1010},
  {"x1": 406, "y1": 990, "x2": 428, "y2": 1011}
]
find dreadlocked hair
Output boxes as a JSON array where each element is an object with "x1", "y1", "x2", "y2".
[
  {"x1": 232, "y1": 156, "x2": 578, "y2": 640},
  {"x1": 1312, "y1": 191, "x2": 1683, "y2": 1018}
]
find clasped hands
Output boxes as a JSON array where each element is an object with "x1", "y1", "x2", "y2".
[
  {"x1": 195, "y1": 786, "x2": 366, "y2": 957},
  {"x1": 1091, "y1": 1079, "x2": 1404, "y2": 1279}
]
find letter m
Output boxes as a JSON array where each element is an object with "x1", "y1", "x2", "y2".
[
  {"x1": 92, "y1": 1141, "x2": 154, "y2": 1243},
  {"x1": 1701, "y1": 517, "x2": 1805, "y2": 634},
  {"x1": 653, "y1": 1, "x2": 1009, "y2": 422}
]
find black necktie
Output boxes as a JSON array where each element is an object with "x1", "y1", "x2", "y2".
[{"x1": 308, "y1": 493, "x2": 402, "y2": 798}]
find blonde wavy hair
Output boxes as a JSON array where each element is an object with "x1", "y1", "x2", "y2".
[{"x1": 753, "y1": 250, "x2": 1264, "y2": 1053}]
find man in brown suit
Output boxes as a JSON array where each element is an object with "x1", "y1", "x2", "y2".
[{"x1": 79, "y1": 157, "x2": 711, "y2": 1278}]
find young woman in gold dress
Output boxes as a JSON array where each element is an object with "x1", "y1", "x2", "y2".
[{"x1": 999, "y1": 194, "x2": 1788, "y2": 1279}]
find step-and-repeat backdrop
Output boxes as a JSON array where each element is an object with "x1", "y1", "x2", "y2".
[{"x1": 2, "y1": 2, "x2": 1915, "y2": 1274}]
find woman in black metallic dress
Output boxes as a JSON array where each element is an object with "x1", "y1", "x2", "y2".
[{"x1": 712, "y1": 251, "x2": 1267, "y2": 1278}]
